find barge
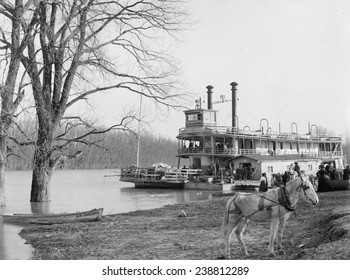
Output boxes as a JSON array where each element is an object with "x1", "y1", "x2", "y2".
[{"x1": 120, "y1": 82, "x2": 346, "y2": 191}]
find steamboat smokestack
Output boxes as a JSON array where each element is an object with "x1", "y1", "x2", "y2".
[
  {"x1": 230, "y1": 82, "x2": 238, "y2": 128},
  {"x1": 206, "y1": 85, "x2": 213, "y2": 110}
]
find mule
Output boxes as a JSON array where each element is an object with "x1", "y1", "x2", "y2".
[{"x1": 222, "y1": 171, "x2": 319, "y2": 258}]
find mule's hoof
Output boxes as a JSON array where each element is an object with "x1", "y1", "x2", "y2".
[
  {"x1": 278, "y1": 250, "x2": 286, "y2": 255},
  {"x1": 268, "y1": 252, "x2": 276, "y2": 257},
  {"x1": 243, "y1": 252, "x2": 250, "y2": 257},
  {"x1": 225, "y1": 255, "x2": 232, "y2": 259}
]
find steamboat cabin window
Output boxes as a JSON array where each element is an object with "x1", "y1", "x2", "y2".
[
  {"x1": 187, "y1": 113, "x2": 201, "y2": 121},
  {"x1": 185, "y1": 109, "x2": 217, "y2": 127}
]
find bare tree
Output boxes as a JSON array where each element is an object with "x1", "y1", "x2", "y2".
[
  {"x1": 0, "y1": 0, "x2": 31, "y2": 206},
  {"x1": 2, "y1": 0, "x2": 188, "y2": 202}
]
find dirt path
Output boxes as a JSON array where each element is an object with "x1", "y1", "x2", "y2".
[{"x1": 20, "y1": 191, "x2": 350, "y2": 260}]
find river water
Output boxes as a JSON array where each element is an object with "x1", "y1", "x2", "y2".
[{"x1": 0, "y1": 169, "x2": 214, "y2": 260}]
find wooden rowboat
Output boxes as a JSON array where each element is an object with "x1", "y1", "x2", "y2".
[{"x1": 0, "y1": 208, "x2": 103, "y2": 225}]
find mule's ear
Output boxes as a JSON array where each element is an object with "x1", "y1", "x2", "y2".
[
  {"x1": 300, "y1": 170, "x2": 308, "y2": 180},
  {"x1": 308, "y1": 174, "x2": 314, "y2": 181}
]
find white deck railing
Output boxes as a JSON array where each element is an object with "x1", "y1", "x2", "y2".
[
  {"x1": 177, "y1": 148, "x2": 343, "y2": 157},
  {"x1": 120, "y1": 167, "x2": 201, "y2": 182}
]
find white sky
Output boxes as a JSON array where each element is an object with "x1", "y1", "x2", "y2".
[{"x1": 90, "y1": 0, "x2": 350, "y2": 140}]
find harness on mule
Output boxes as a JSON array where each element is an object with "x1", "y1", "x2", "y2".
[
  {"x1": 227, "y1": 187, "x2": 296, "y2": 218},
  {"x1": 226, "y1": 175, "x2": 310, "y2": 219},
  {"x1": 278, "y1": 186, "x2": 296, "y2": 212}
]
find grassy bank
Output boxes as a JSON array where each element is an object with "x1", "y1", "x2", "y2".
[{"x1": 20, "y1": 191, "x2": 350, "y2": 260}]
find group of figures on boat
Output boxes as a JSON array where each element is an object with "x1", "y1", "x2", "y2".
[
  {"x1": 270, "y1": 162, "x2": 350, "y2": 193},
  {"x1": 205, "y1": 160, "x2": 301, "y2": 187},
  {"x1": 316, "y1": 163, "x2": 350, "y2": 192},
  {"x1": 262, "y1": 162, "x2": 300, "y2": 192},
  {"x1": 206, "y1": 159, "x2": 350, "y2": 193},
  {"x1": 205, "y1": 161, "x2": 254, "y2": 181}
]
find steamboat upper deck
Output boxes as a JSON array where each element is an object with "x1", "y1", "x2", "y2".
[
  {"x1": 177, "y1": 123, "x2": 342, "y2": 158},
  {"x1": 176, "y1": 83, "x2": 344, "y2": 174}
]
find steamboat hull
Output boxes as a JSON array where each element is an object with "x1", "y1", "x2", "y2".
[{"x1": 135, "y1": 181, "x2": 184, "y2": 189}]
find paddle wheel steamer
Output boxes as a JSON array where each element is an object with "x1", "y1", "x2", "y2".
[{"x1": 120, "y1": 82, "x2": 346, "y2": 191}]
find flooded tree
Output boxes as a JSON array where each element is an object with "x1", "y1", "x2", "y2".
[
  {"x1": 0, "y1": 0, "x2": 31, "y2": 206},
  {"x1": 1, "y1": 0, "x2": 187, "y2": 202}
]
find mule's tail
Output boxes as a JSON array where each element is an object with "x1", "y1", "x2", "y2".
[
  {"x1": 222, "y1": 192, "x2": 239, "y2": 227},
  {"x1": 222, "y1": 192, "x2": 242, "y2": 259}
]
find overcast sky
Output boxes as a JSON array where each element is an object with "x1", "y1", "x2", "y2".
[{"x1": 92, "y1": 0, "x2": 350, "y2": 139}]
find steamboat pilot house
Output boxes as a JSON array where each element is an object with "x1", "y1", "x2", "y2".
[{"x1": 176, "y1": 83, "x2": 344, "y2": 181}]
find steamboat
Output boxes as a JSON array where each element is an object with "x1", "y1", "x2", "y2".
[{"x1": 120, "y1": 82, "x2": 346, "y2": 191}]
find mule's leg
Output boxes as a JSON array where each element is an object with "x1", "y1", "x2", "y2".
[
  {"x1": 276, "y1": 215, "x2": 290, "y2": 255},
  {"x1": 267, "y1": 219, "x2": 280, "y2": 257},
  {"x1": 222, "y1": 214, "x2": 243, "y2": 259},
  {"x1": 235, "y1": 218, "x2": 249, "y2": 256}
]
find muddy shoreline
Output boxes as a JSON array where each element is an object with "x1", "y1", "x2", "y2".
[{"x1": 20, "y1": 191, "x2": 350, "y2": 260}]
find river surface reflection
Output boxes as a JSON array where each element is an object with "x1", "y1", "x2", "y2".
[{"x1": 0, "y1": 169, "x2": 214, "y2": 260}]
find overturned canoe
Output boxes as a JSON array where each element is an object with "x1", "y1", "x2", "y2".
[
  {"x1": 317, "y1": 178, "x2": 350, "y2": 192},
  {"x1": 1, "y1": 208, "x2": 103, "y2": 225},
  {"x1": 326, "y1": 179, "x2": 350, "y2": 191}
]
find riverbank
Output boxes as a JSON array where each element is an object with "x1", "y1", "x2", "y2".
[{"x1": 20, "y1": 191, "x2": 350, "y2": 260}]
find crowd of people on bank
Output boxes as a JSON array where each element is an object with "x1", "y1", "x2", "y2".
[
  {"x1": 202, "y1": 159, "x2": 349, "y2": 193},
  {"x1": 315, "y1": 163, "x2": 350, "y2": 192},
  {"x1": 316, "y1": 163, "x2": 349, "y2": 180},
  {"x1": 259, "y1": 162, "x2": 300, "y2": 192}
]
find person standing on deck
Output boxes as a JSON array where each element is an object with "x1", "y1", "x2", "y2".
[
  {"x1": 282, "y1": 171, "x2": 288, "y2": 186},
  {"x1": 316, "y1": 164, "x2": 329, "y2": 192},
  {"x1": 259, "y1": 172, "x2": 268, "y2": 192},
  {"x1": 294, "y1": 162, "x2": 301, "y2": 177},
  {"x1": 343, "y1": 165, "x2": 350, "y2": 180},
  {"x1": 329, "y1": 164, "x2": 339, "y2": 180},
  {"x1": 325, "y1": 164, "x2": 331, "y2": 176},
  {"x1": 189, "y1": 141, "x2": 193, "y2": 152},
  {"x1": 215, "y1": 161, "x2": 220, "y2": 177}
]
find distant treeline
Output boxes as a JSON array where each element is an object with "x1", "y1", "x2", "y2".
[
  {"x1": 7, "y1": 120, "x2": 179, "y2": 170},
  {"x1": 7, "y1": 120, "x2": 350, "y2": 170}
]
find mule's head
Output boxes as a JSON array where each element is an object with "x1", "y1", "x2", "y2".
[{"x1": 299, "y1": 171, "x2": 319, "y2": 205}]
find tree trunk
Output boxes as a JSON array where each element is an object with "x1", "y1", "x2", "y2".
[
  {"x1": 0, "y1": 91, "x2": 12, "y2": 207},
  {"x1": 30, "y1": 125, "x2": 54, "y2": 202},
  {"x1": 30, "y1": 152, "x2": 53, "y2": 202},
  {"x1": 0, "y1": 134, "x2": 6, "y2": 206}
]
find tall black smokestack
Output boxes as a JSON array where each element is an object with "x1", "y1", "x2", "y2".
[
  {"x1": 206, "y1": 85, "x2": 213, "y2": 110},
  {"x1": 230, "y1": 82, "x2": 238, "y2": 128}
]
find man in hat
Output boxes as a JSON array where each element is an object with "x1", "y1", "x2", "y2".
[
  {"x1": 294, "y1": 162, "x2": 301, "y2": 177},
  {"x1": 259, "y1": 172, "x2": 268, "y2": 192}
]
